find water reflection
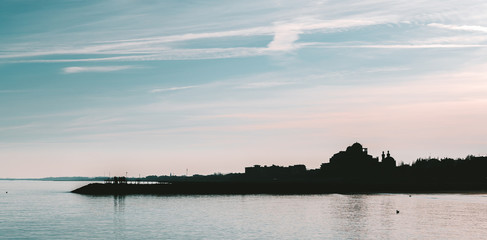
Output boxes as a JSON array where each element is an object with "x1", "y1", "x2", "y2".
[
  {"x1": 114, "y1": 195, "x2": 125, "y2": 213},
  {"x1": 329, "y1": 195, "x2": 369, "y2": 239},
  {"x1": 381, "y1": 196, "x2": 396, "y2": 226},
  {"x1": 113, "y1": 195, "x2": 126, "y2": 239}
]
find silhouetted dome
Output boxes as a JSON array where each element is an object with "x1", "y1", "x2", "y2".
[
  {"x1": 383, "y1": 155, "x2": 396, "y2": 168},
  {"x1": 346, "y1": 142, "x2": 363, "y2": 153},
  {"x1": 352, "y1": 142, "x2": 363, "y2": 149}
]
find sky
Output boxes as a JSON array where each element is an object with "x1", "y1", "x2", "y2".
[{"x1": 1, "y1": 0, "x2": 487, "y2": 178}]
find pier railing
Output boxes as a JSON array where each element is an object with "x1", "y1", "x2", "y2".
[{"x1": 104, "y1": 177, "x2": 168, "y2": 184}]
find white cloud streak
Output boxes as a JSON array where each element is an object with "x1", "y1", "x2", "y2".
[
  {"x1": 1, "y1": 18, "x2": 385, "y2": 63},
  {"x1": 1, "y1": 1, "x2": 486, "y2": 64},
  {"x1": 428, "y1": 23, "x2": 487, "y2": 33},
  {"x1": 7, "y1": 40, "x2": 486, "y2": 65},
  {"x1": 300, "y1": 42, "x2": 487, "y2": 49},
  {"x1": 237, "y1": 81, "x2": 297, "y2": 89},
  {"x1": 267, "y1": 25, "x2": 302, "y2": 51},
  {"x1": 63, "y1": 65, "x2": 135, "y2": 74},
  {"x1": 150, "y1": 86, "x2": 198, "y2": 93},
  {"x1": 0, "y1": 90, "x2": 31, "y2": 93},
  {"x1": 0, "y1": 124, "x2": 37, "y2": 132}
]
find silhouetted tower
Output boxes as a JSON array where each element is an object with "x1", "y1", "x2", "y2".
[{"x1": 382, "y1": 150, "x2": 396, "y2": 168}]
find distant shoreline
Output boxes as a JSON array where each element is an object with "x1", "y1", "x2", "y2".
[
  {"x1": 8, "y1": 142, "x2": 487, "y2": 194},
  {"x1": 0, "y1": 177, "x2": 105, "y2": 181}
]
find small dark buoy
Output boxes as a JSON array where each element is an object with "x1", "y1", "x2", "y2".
[
  {"x1": 5, "y1": 192, "x2": 7, "y2": 194},
  {"x1": 396, "y1": 210, "x2": 400, "y2": 214},
  {"x1": 409, "y1": 195, "x2": 411, "y2": 197}
]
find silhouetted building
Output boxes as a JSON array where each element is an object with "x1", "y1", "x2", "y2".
[
  {"x1": 381, "y1": 150, "x2": 396, "y2": 168},
  {"x1": 328, "y1": 142, "x2": 379, "y2": 168},
  {"x1": 321, "y1": 142, "x2": 398, "y2": 177},
  {"x1": 246, "y1": 142, "x2": 398, "y2": 180},
  {"x1": 245, "y1": 164, "x2": 306, "y2": 177}
]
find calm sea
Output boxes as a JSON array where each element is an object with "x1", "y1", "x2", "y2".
[{"x1": 0, "y1": 180, "x2": 486, "y2": 239}]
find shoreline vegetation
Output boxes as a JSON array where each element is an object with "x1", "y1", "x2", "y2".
[
  {"x1": 72, "y1": 142, "x2": 487, "y2": 195},
  {"x1": 0, "y1": 177, "x2": 107, "y2": 181}
]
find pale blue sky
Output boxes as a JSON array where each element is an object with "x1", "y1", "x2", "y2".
[{"x1": 1, "y1": 0, "x2": 487, "y2": 177}]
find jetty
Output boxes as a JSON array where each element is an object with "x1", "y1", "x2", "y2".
[{"x1": 103, "y1": 176, "x2": 166, "y2": 185}]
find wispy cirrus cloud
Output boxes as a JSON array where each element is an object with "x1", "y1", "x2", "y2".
[
  {"x1": 299, "y1": 42, "x2": 487, "y2": 49},
  {"x1": 150, "y1": 86, "x2": 198, "y2": 93},
  {"x1": 0, "y1": 90, "x2": 32, "y2": 93},
  {"x1": 79, "y1": 18, "x2": 385, "y2": 54},
  {"x1": 428, "y1": 23, "x2": 487, "y2": 33},
  {"x1": 1, "y1": 17, "x2": 386, "y2": 63},
  {"x1": 237, "y1": 81, "x2": 297, "y2": 89},
  {"x1": 267, "y1": 24, "x2": 302, "y2": 51},
  {"x1": 0, "y1": 124, "x2": 37, "y2": 132},
  {"x1": 410, "y1": 35, "x2": 487, "y2": 45},
  {"x1": 2, "y1": 0, "x2": 487, "y2": 67},
  {"x1": 62, "y1": 65, "x2": 135, "y2": 74}
]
